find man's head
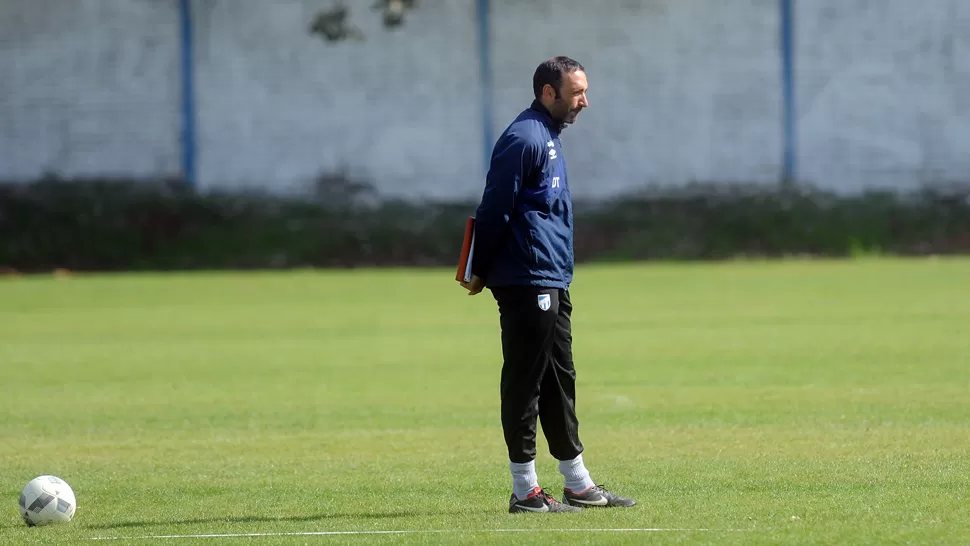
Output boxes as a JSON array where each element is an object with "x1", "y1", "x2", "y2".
[{"x1": 533, "y1": 56, "x2": 588, "y2": 127}]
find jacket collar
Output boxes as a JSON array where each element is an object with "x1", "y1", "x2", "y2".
[{"x1": 529, "y1": 99, "x2": 564, "y2": 135}]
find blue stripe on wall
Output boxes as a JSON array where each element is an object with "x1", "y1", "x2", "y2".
[
  {"x1": 179, "y1": 0, "x2": 198, "y2": 187},
  {"x1": 476, "y1": 0, "x2": 494, "y2": 175},
  {"x1": 780, "y1": 0, "x2": 797, "y2": 182}
]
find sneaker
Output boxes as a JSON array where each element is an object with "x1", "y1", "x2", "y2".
[
  {"x1": 509, "y1": 486, "x2": 582, "y2": 513},
  {"x1": 563, "y1": 484, "x2": 637, "y2": 508}
]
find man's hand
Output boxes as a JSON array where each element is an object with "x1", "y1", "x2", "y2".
[{"x1": 459, "y1": 275, "x2": 485, "y2": 296}]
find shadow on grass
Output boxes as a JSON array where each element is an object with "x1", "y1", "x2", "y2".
[{"x1": 88, "y1": 508, "x2": 482, "y2": 530}]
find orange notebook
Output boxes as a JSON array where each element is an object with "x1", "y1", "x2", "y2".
[{"x1": 455, "y1": 216, "x2": 476, "y2": 283}]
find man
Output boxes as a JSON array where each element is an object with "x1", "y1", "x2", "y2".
[{"x1": 459, "y1": 56, "x2": 636, "y2": 514}]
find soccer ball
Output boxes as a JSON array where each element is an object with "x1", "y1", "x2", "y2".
[{"x1": 19, "y1": 475, "x2": 77, "y2": 527}]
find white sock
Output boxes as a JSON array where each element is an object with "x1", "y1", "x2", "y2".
[
  {"x1": 510, "y1": 460, "x2": 540, "y2": 500},
  {"x1": 559, "y1": 453, "x2": 595, "y2": 493}
]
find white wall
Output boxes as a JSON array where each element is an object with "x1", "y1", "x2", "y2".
[
  {"x1": 0, "y1": 0, "x2": 181, "y2": 181},
  {"x1": 191, "y1": 0, "x2": 480, "y2": 199},
  {"x1": 795, "y1": 0, "x2": 970, "y2": 192},
  {"x1": 2, "y1": 0, "x2": 968, "y2": 198}
]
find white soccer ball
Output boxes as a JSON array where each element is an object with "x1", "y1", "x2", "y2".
[{"x1": 19, "y1": 475, "x2": 77, "y2": 527}]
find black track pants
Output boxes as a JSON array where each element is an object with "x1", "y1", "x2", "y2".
[{"x1": 491, "y1": 286, "x2": 584, "y2": 464}]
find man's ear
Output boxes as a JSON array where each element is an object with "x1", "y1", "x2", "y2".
[{"x1": 542, "y1": 84, "x2": 555, "y2": 101}]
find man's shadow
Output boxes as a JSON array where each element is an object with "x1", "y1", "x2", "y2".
[{"x1": 88, "y1": 508, "x2": 484, "y2": 530}]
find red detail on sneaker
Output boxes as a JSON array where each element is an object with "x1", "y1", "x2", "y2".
[
  {"x1": 565, "y1": 486, "x2": 594, "y2": 495},
  {"x1": 525, "y1": 486, "x2": 543, "y2": 499}
]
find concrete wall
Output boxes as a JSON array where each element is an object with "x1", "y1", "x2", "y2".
[
  {"x1": 796, "y1": 0, "x2": 970, "y2": 192},
  {"x1": 191, "y1": 0, "x2": 480, "y2": 198},
  {"x1": 0, "y1": 0, "x2": 181, "y2": 181},
  {"x1": 1, "y1": 0, "x2": 968, "y2": 199}
]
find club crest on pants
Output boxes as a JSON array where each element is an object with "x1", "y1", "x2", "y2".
[{"x1": 537, "y1": 293, "x2": 551, "y2": 311}]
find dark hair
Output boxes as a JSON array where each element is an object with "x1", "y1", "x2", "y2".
[{"x1": 533, "y1": 56, "x2": 585, "y2": 100}]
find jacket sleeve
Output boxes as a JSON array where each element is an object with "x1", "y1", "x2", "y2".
[{"x1": 471, "y1": 132, "x2": 541, "y2": 282}]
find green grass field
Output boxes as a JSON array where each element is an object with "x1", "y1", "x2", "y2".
[{"x1": 1, "y1": 257, "x2": 969, "y2": 544}]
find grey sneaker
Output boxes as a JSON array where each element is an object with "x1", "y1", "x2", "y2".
[
  {"x1": 563, "y1": 484, "x2": 637, "y2": 508},
  {"x1": 509, "y1": 487, "x2": 582, "y2": 513}
]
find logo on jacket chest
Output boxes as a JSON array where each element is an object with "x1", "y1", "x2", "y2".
[{"x1": 547, "y1": 140, "x2": 557, "y2": 160}]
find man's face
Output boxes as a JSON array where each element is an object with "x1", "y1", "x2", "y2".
[{"x1": 543, "y1": 69, "x2": 589, "y2": 125}]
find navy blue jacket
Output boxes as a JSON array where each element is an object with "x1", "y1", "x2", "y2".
[{"x1": 471, "y1": 100, "x2": 574, "y2": 290}]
